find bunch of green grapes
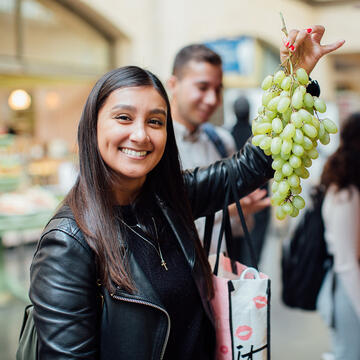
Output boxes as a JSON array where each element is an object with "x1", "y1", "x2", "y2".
[{"x1": 252, "y1": 67, "x2": 338, "y2": 220}]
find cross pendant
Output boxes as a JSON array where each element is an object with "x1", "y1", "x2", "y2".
[{"x1": 161, "y1": 260, "x2": 168, "y2": 271}]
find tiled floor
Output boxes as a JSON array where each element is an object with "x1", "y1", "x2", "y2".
[{"x1": 0, "y1": 226, "x2": 331, "y2": 360}]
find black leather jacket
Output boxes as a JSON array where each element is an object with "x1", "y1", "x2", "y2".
[{"x1": 30, "y1": 141, "x2": 273, "y2": 359}]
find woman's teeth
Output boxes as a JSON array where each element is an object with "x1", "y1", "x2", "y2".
[{"x1": 121, "y1": 148, "x2": 147, "y2": 157}]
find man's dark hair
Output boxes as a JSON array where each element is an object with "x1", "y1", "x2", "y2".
[{"x1": 172, "y1": 44, "x2": 222, "y2": 78}]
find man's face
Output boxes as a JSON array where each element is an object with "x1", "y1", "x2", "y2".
[{"x1": 170, "y1": 60, "x2": 223, "y2": 131}]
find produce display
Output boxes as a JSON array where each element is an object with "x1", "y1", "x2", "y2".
[
  {"x1": 0, "y1": 187, "x2": 59, "y2": 233},
  {"x1": 252, "y1": 63, "x2": 337, "y2": 220}
]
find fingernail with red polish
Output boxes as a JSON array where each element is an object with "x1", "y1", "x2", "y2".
[
  {"x1": 307, "y1": 28, "x2": 312, "y2": 33},
  {"x1": 285, "y1": 41, "x2": 290, "y2": 47},
  {"x1": 290, "y1": 45, "x2": 295, "y2": 51}
]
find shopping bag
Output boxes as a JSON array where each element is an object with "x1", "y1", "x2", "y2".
[
  {"x1": 204, "y1": 160, "x2": 271, "y2": 359},
  {"x1": 209, "y1": 254, "x2": 270, "y2": 360}
]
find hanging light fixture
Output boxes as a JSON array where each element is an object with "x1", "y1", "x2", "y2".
[{"x1": 8, "y1": 89, "x2": 32, "y2": 110}]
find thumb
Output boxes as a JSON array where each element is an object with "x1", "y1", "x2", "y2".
[{"x1": 322, "y1": 39, "x2": 345, "y2": 55}]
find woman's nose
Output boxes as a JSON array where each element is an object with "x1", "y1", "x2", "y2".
[{"x1": 129, "y1": 124, "x2": 149, "y2": 143}]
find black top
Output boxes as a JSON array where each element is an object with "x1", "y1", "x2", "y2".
[{"x1": 118, "y1": 204, "x2": 214, "y2": 360}]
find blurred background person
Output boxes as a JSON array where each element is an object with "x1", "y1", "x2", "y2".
[
  {"x1": 317, "y1": 112, "x2": 360, "y2": 360},
  {"x1": 231, "y1": 95, "x2": 252, "y2": 150},
  {"x1": 167, "y1": 44, "x2": 270, "y2": 261}
]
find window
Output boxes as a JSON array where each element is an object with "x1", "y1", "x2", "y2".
[{"x1": 0, "y1": 0, "x2": 113, "y2": 77}]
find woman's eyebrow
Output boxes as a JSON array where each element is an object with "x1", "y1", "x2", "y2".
[
  {"x1": 110, "y1": 105, "x2": 166, "y2": 117},
  {"x1": 110, "y1": 104, "x2": 135, "y2": 112},
  {"x1": 149, "y1": 108, "x2": 167, "y2": 117}
]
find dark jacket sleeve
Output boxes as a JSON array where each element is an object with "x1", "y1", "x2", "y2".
[
  {"x1": 29, "y1": 218, "x2": 99, "y2": 359},
  {"x1": 183, "y1": 140, "x2": 274, "y2": 219}
]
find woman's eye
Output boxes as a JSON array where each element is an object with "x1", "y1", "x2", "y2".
[
  {"x1": 149, "y1": 119, "x2": 164, "y2": 126},
  {"x1": 115, "y1": 115, "x2": 131, "y2": 121}
]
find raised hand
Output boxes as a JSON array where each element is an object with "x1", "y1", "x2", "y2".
[{"x1": 280, "y1": 25, "x2": 345, "y2": 75}]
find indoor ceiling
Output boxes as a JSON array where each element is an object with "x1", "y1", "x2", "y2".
[{"x1": 293, "y1": 0, "x2": 360, "y2": 6}]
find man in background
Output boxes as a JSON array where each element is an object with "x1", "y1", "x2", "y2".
[{"x1": 167, "y1": 44, "x2": 270, "y2": 260}]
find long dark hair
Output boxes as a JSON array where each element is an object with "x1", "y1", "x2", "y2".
[
  {"x1": 320, "y1": 112, "x2": 360, "y2": 193},
  {"x1": 65, "y1": 66, "x2": 213, "y2": 297}
]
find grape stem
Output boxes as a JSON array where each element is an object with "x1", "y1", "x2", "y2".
[
  {"x1": 280, "y1": 12, "x2": 288, "y2": 37},
  {"x1": 279, "y1": 13, "x2": 294, "y2": 76}
]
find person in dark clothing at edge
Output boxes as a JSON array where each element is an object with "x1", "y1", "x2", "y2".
[
  {"x1": 231, "y1": 95, "x2": 271, "y2": 265},
  {"x1": 29, "y1": 26, "x2": 343, "y2": 359}
]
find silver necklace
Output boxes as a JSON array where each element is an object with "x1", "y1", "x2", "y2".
[{"x1": 120, "y1": 217, "x2": 168, "y2": 271}]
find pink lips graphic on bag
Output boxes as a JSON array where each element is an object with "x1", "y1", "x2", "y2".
[
  {"x1": 253, "y1": 295, "x2": 268, "y2": 309},
  {"x1": 235, "y1": 325, "x2": 253, "y2": 340}
]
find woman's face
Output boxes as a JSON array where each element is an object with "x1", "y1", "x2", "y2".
[{"x1": 97, "y1": 86, "x2": 167, "y2": 189}]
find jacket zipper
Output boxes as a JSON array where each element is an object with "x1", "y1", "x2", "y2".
[{"x1": 110, "y1": 293, "x2": 170, "y2": 360}]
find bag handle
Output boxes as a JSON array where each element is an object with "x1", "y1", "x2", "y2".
[
  {"x1": 213, "y1": 185, "x2": 231, "y2": 275},
  {"x1": 224, "y1": 160, "x2": 258, "y2": 270},
  {"x1": 210, "y1": 160, "x2": 259, "y2": 275}
]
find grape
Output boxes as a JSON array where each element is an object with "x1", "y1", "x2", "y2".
[
  {"x1": 272, "y1": 117, "x2": 283, "y2": 133},
  {"x1": 274, "y1": 70, "x2": 286, "y2": 85},
  {"x1": 291, "y1": 112, "x2": 303, "y2": 128},
  {"x1": 271, "y1": 137, "x2": 282, "y2": 154},
  {"x1": 281, "y1": 76, "x2": 291, "y2": 91},
  {"x1": 293, "y1": 128, "x2": 304, "y2": 144},
  {"x1": 274, "y1": 170, "x2": 284, "y2": 182},
  {"x1": 252, "y1": 134, "x2": 265, "y2": 146},
  {"x1": 314, "y1": 97, "x2": 326, "y2": 113},
  {"x1": 318, "y1": 123, "x2": 326, "y2": 138},
  {"x1": 296, "y1": 68, "x2": 309, "y2": 85},
  {"x1": 307, "y1": 148, "x2": 319, "y2": 160},
  {"x1": 266, "y1": 109, "x2": 277, "y2": 120},
  {"x1": 281, "y1": 123, "x2": 296, "y2": 139},
  {"x1": 259, "y1": 136, "x2": 272, "y2": 150},
  {"x1": 272, "y1": 157, "x2": 285, "y2": 171},
  {"x1": 323, "y1": 118, "x2": 338, "y2": 134},
  {"x1": 276, "y1": 206, "x2": 287, "y2": 220},
  {"x1": 297, "y1": 85, "x2": 307, "y2": 95},
  {"x1": 291, "y1": 91, "x2": 303, "y2": 109},
  {"x1": 277, "y1": 96, "x2": 291, "y2": 113},
  {"x1": 302, "y1": 156, "x2": 312, "y2": 168},
  {"x1": 262, "y1": 91, "x2": 275, "y2": 106},
  {"x1": 252, "y1": 66, "x2": 337, "y2": 219},
  {"x1": 278, "y1": 180, "x2": 290, "y2": 196},
  {"x1": 293, "y1": 195, "x2": 305, "y2": 210},
  {"x1": 290, "y1": 206, "x2": 299, "y2": 217},
  {"x1": 292, "y1": 143, "x2": 305, "y2": 157},
  {"x1": 261, "y1": 75, "x2": 273, "y2": 90},
  {"x1": 267, "y1": 96, "x2": 281, "y2": 111},
  {"x1": 302, "y1": 136, "x2": 313, "y2": 150},
  {"x1": 281, "y1": 201, "x2": 293, "y2": 215},
  {"x1": 281, "y1": 139, "x2": 292, "y2": 154},
  {"x1": 282, "y1": 162, "x2": 293, "y2": 177},
  {"x1": 303, "y1": 123, "x2": 318, "y2": 139},
  {"x1": 289, "y1": 155, "x2": 302, "y2": 169},
  {"x1": 290, "y1": 185, "x2": 302, "y2": 195},
  {"x1": 298, "y1": 109, "x2": 312, "y2": 123},
  {"x1": 254, "y1": 122, "x2": 272, "y2": 135},
  {"x1": 271, "y1": 181, "x2": 280, "y2": 193},
  {"x1": 288, "y1": 174, "x2": 300, "y2": 188},
  {"x1": 303, "y1": 93, "x2": 314, "y2": 108},
  {"x1": 319, "y1": 132, "x2": 330, "y2": 145}
]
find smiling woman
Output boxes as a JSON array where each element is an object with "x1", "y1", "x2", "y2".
[
  {"x1": 26, "y1": 31, "x2": 334, "y2": 357},
  {"x1": 97, "y1": 86, "x2": 168, "y2": 202}
]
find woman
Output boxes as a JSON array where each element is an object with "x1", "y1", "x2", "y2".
[
  {"x1": 30, "y1": 27, "x2": 343, "y2": 359},
  {"x1": 318, "y1": 113, "x2": 360, "y2": 360}
]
